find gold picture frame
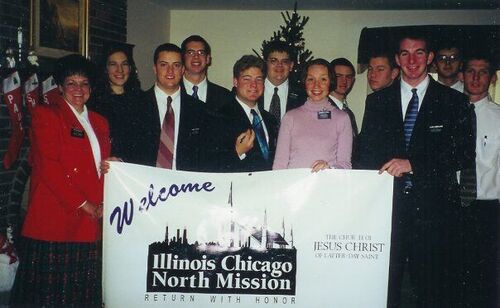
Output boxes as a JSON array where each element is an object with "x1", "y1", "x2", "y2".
[{"x1": 30, "y1": 0, "x2": 89, "y2": 58}]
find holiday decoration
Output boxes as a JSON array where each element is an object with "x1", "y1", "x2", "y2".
[
  {"x1": 253, "y1": 2, "x2": 313, "y2": 86},
  {"x1": 2, "y1": 70, "x2": 25, "y2": 169},
  {"x1": 42, "y1": 75, "x2": 59, "y2": 105}
]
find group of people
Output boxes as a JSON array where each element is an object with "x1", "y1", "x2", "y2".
[{"x1": 8, "y1": 30, "x2": 499, "y2": 307}]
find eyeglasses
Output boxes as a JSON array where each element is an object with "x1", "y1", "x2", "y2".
[
  {"x1": 186, "y1": 49, "x2": 207, "y2": 57},
  {"x1": 436, "y1": 54, "x2": 460, "y2": 63},
  {"x1": 268, "y1": 58, "x2": 292, "y2": 66}
]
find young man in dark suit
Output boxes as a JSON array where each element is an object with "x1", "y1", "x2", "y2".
[
  {"x1": 328, "y1": 57, "x2": 359, "y2": 137},
  {"x1": 215, "y1": 55, "x2": 278, "y2": 172},
  {"x1": 258, "y1": 40, "x2": 306, "y2": 123},
  {"x1": 180, "y1": 35, "x2": 231, "y2": 111},
  {"x1": 355, "y1": 32, "x2": 475, "y2": 307},
  {"x1": 138, "y1": 43, "x2": 209, "y2": 171}
]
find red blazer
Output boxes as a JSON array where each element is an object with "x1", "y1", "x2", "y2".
[{"x1": 22, "y1": 95, "x2": 111, "y2": 242}]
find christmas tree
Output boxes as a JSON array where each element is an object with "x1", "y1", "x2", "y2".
[{"x1": 253, "y1": 2, "x2": 313, "y2": 86}]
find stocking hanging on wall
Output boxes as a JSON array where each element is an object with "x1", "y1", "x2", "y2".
[
  {"x1": 42, "y1": 76, "x2": 59, "y2": 105},
  {"x1": 2, "y1": 71, "x2": 24, "y2": 169},
  {"x1": 24, "y1": 73, "x2": 40, "y2": 115}
]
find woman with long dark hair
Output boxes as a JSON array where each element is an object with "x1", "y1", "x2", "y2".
[{"x1": 89, "y1": 44, "x2": 144, "y2": 163}]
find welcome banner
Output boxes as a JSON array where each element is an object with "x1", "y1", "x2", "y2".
[{"x1": 103, "y1": 162, "x2": 393, "y2": 308}]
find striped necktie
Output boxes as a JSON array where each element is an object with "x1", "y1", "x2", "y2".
[
  {"x1": 156, "y1": 96, "x2": 174, "y2": 169},
  {"x1": 404, "y1": 88, "x2": 419, "y2": 149},
  {"x1": 251, "y1": 109, "x2": 269, "y2": 161}
]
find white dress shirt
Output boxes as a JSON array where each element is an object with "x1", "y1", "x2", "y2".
[
  {"x1": 235, "y1": 97, "x2": 269, "y2": 143},
  {"x1": 400, "y1": 76, "x2": 430, "y2": 118},
  {"x1": 66, "y1": 102, "x2": 102, "y2": 178},
  {"x1": 183, "y1": 76, "x2": 208, "y2": 103},
  {"x1": 264, "y1": 78, "x2": 289, "y2": 119},
  {"x1": 473, "y1": 96, "x2": 500, "y2": 201},
  {"x1": 438, "y1": 79, "x2": 464, "y2": 93},
  {"x1": 154, "y1": 85, "x2": 181, "y2": 170},
  {"x1": 328, "y1": 94, "x2": 344, "y2": 110}
]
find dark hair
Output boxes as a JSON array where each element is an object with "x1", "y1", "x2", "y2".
[
  {"x1": 263, "y1": 40, "x2": 295, "y2": 61},
  {"x1": 369, "y1": 52, "x2": 397, "y2": 69},
  {"x1": 397, "y1": 30, "x2": 432, "y2": 53},
  {"x1": 54, "y1": 54, "x2": 96, "y2": 87},
  {"x1": 153, "y1": 43, "x2": 182, "y2": 64},
  {"x1": 95, "y1": 44, "x2": 142, "y2": 96},
  {"x1": 434, "y1": 40, "x2": 462, "y2": 58},
  {"x1": 330, "y1": 57, "x2": 355, "y2": 74},
  {"x1": 302, "y1": 58, "x2": 335, "y2": 92},
  {"x1": 233, "y1": 55, "x2": 265, "y2": 79},
  {"x1": 181, "y1": 35, "x2": 211, "y2": 56},
  {"x1": 463, "y1": 52, "x2": 497, "y2": 76}
]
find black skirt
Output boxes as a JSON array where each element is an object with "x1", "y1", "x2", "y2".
[{"x1": 9, "y1": 237, "x2": 102, "y2": 307}]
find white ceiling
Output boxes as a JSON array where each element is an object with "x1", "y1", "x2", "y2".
[{"x1": 151, "y1": 0, "x2": 499, "y2": 10}]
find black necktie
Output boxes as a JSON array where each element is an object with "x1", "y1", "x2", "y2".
[
  {"x1": 192, "y1": 85, "x2": 199, "y2": 100},
  {"x1": 342, "y1": 100, "x2": 358, "y2": 137},
  {"x1": 460, "y1": 105, "x2": 477, "y2": 207},
  {"x1": 269, "y1": 87, "x2": 281, "y2": 122}
]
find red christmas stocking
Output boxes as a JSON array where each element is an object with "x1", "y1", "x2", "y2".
[
  {"x1": 24, "y1": 73, "x2": 40, "y2": 114},
  {"x1": 42, "y1": 76, "x2": 59, "y2": 105},
  {"x1": 2, "y1": 71, "x2": 24, "y2": 169}
]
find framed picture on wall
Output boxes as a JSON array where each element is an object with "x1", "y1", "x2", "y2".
[{"x1": 30, "y1": 0, "x2": 89, "y2": 58}]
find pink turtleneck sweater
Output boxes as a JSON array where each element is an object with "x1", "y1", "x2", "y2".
[{"x1": 273, "y1": 98, "x2": 353, "y2": 170}]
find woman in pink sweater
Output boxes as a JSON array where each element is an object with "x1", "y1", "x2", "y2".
[{"x1": 273, "y1": 58, "x2": 353, "y2": 171}]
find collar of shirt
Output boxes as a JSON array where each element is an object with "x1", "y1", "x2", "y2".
[
  {"x1": 264, "y1": 78, "x2": 289, "y2": 116},
  {"x1": 183, "y1": 76, "x2": 208, "y2": 102},
  {"x1": 400, "y1": 75, "x2": 430, "y2": 117},
  {"x1": 328, "y1": 94, "x2": 344, "y2": 110},
  {"x1": 235, "y1": 96, "x2": 269, "y2": 143},
  {"x1": 65, "y1": 101, "x2": 102, "y2": 177},
  {"x1": 471, "y1": 95, "x2": 491, "y2": 111}
]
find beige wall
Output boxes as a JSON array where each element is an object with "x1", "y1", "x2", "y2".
[
  {"x1": 127, "y1": 0, "x2": 171, "y2": 88},
  {"x1": 128, "y1": 7, "x2": 499, "y2": 120}
]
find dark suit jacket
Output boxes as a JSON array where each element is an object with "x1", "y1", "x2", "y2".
[
  {"x1": 181, "y1": 80, "x2": 232, "y2": 111},
  {"x1": 212, "y1": 98, "x2": 279, "y2": 172},
  {"x1": 257, "y1": 83, "x2": 307, "y2": 118},
  {"x1": 354, "y1": 77, "x2": 475, "y2": 213},
  {"x1": 137, "y1": 87, "x2": 210, "y2": 171}
]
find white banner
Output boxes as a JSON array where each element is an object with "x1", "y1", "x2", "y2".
[{"x1": 103, "y1": 162, "x2": 393, "y2": 308}]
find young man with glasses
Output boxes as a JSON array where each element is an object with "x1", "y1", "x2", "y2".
[
  {"x1": 180, "y1": 35, "x2": 231, "y2": 111},
  {"x1": 433, "y1": 43, "x2": 464, "y2": 92},
  {"x1": 259, "y1": 40, "x2": 306, "y2": 123}
]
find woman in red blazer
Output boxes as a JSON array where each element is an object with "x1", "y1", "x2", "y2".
[{"x1": 10, "y1": 54, "x2": 111, "y2": 307}]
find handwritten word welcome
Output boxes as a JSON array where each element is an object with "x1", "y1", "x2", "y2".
[{"x1": 110, "y1": 181, "x2": 214, "y2": 234}]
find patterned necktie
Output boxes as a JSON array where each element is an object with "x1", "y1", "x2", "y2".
[
  {"x1": 250, "y1": 109, "x2": 269, "y2": 161},
  {"x1": 342, "y1": 100, "x2": 359, "y2": 137},
  {"x1": 156, "y1": 96, "x2": 174, "y2": 169},
  {"x1": 269, "y1": 87, "x2": 281, "y2": 122},
  {"x1": 192, "y1": 85, "x2": 199, "y2": 100},
  {"x1": 403, "y1": 89, "x2": 419, "y2": 149},
  {"x1": 460, "y1": 104, "x2": 477, "y2": 206}
]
